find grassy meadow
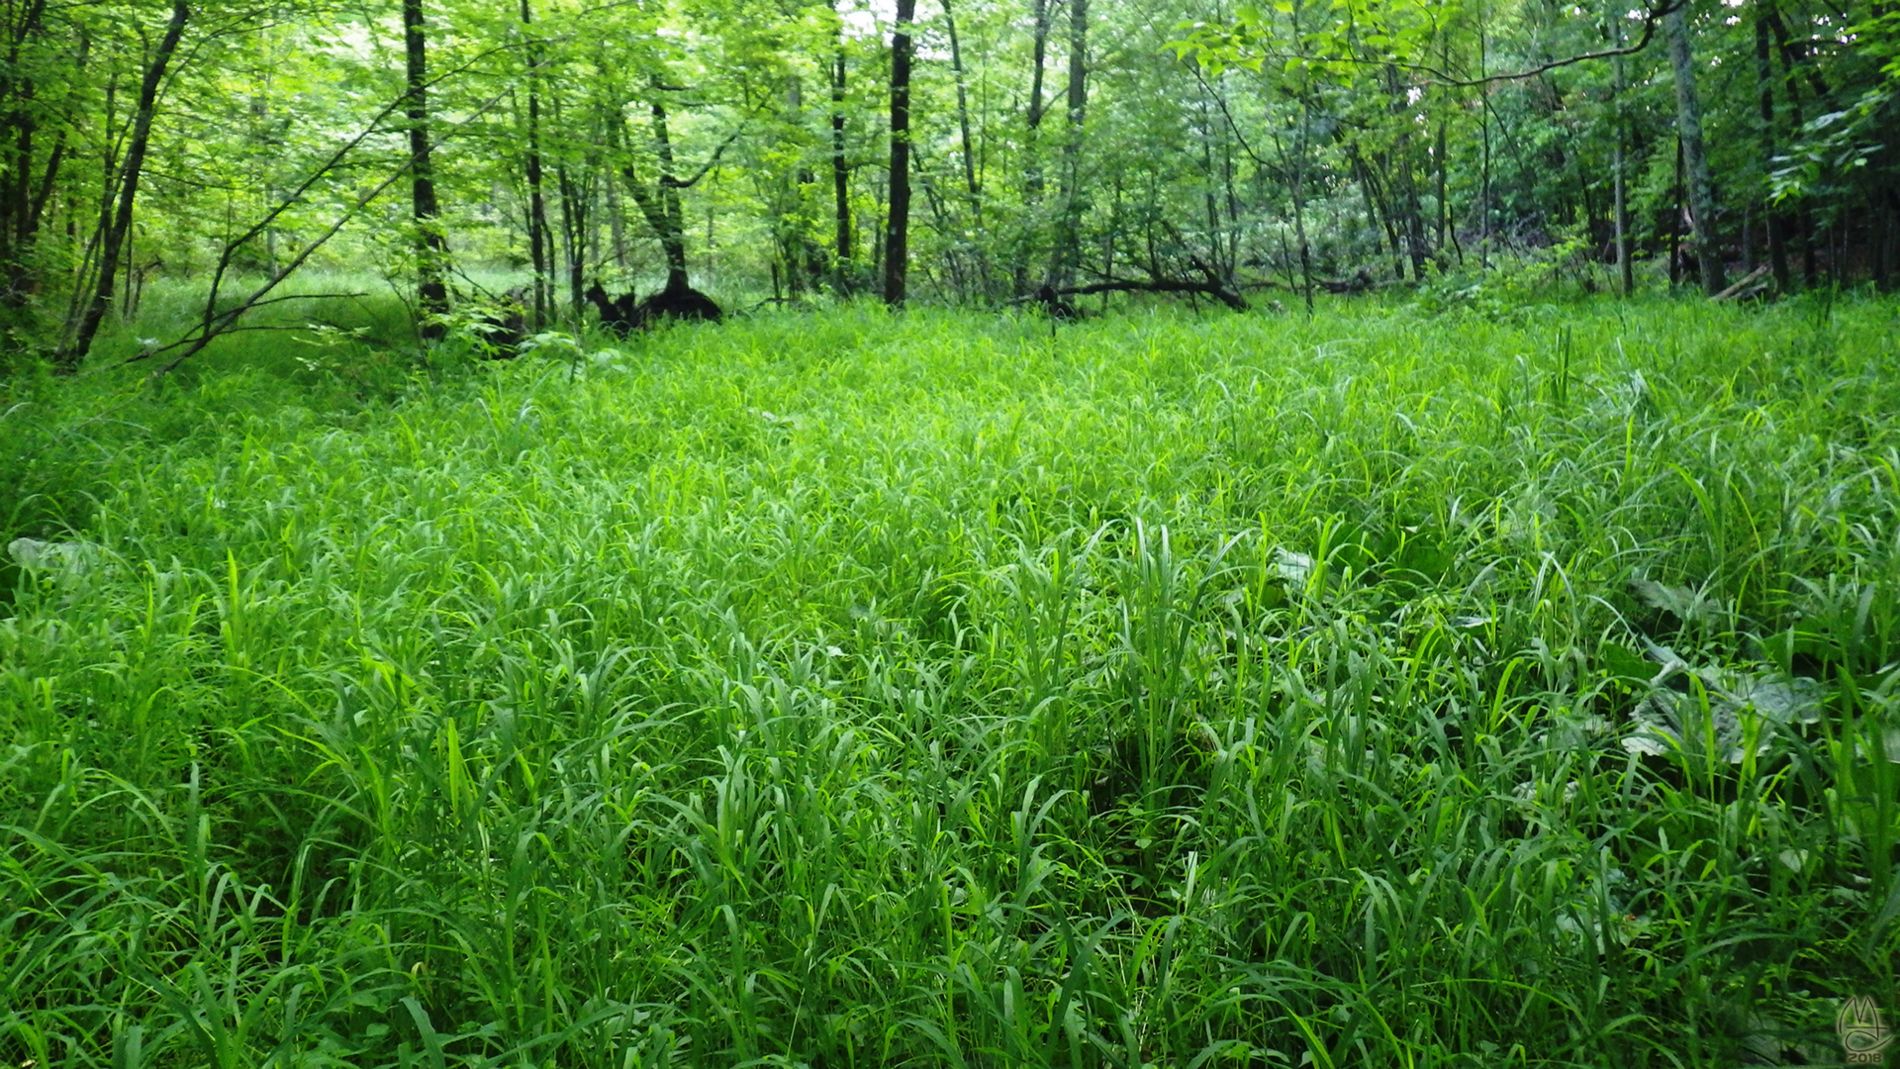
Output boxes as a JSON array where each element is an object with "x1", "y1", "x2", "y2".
[{"x1": 3, "y1": 293, "x2": 1898, "y2": 1066}]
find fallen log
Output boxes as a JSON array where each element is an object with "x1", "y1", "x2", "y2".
[
  {"x1": 1713, "y1": 264, "x2": 1771, "y2": 301},
  {"x1": 1057, "y1": 278, "x2": 1249, "y2": 312},
  {"x1": 1318, "y1": 269, "x2": 1375, "y2": 295}
]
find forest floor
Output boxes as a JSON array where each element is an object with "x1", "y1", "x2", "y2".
[{"x1": 3, "y1": 294, "x2": 1898, "y2": 1066}]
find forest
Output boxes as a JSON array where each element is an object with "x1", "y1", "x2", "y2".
[
  {"x1": 1, "y1": 0, "x2": 1898, "y2": 1065},
  {"x1": 0, "y1": 0, "x2": 1890, "y2": 352}
]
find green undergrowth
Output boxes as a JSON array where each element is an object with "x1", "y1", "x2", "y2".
[{"x1": 3, "y1": 297, "x2": 1898, "y2": 1066}]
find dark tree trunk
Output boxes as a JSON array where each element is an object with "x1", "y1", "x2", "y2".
[
  {"x1": 521, "y1": 0, "x2": 550, "y2": 327},
  {"x1": 882, "y1": 0, "x2": 916, "y2": 306},
  {"x1": 1346, "y1": 145, "x2": 1405, "y2": 280},
  {"x1": 1767, "y1": 0, "x2": 1818, "y2": 285},
  {"x1": 945, "y1": 0, "x2": 980, "y2": 210},
  {"x1": 0, "y1": 0, "x2": 48, "y2": 306},
  {"x1": 1478, "y1": 7, "x2": 1491, "y2": 269},
  {"x1": 830, "y1": 24, "x2": 852, "y2": 289},
  {"x1": 649, "y1": 99, "x2": 690, "y2": 291},
  {"x1": 403, "y1": 0, "x2": 449, "y2": 340},
  {"x1": 60, "y1": 0, "x2": 187, "y2": 370},
  {"x1": 1752, "y1": 11, "x2": 1788, "y2": 292}
]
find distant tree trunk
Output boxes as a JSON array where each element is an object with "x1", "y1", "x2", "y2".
[
  {"x1": 1664, "y1": 0, "x2": 1726, "y2": 295},
  {"x1": 1753, "y1": 8, "x2": 1789, "y2": 292},
  {"x1": 781, "y1": 77, "x2": 816, "y2": 297},
  {"x1": 1478, "y1": 2, "x2": 1491, "y2": 270},
  {"x1": 882, "y1": 0, "x2": 916, "y2": 306},
  {"x1": 558, "y1": 162, "x2": 585, "y2": 314},
  {"x1": 403, "y1": 0, "x2": 450, "y2": 340},
  {"x1": 614, "y1": 96, "x2": 716, "y2": 295},
  {"x1": 1433, "y1": 106, "x2": 1449, "y2": 253},
  {"x1": 1670, "y1": 136, "x2": 1684, "y2": 286},
  {"x1": 1290, "y1": 143, "x2": 1314, "y2": 312},
  {"x1": 1386, "y1": 66, "x2": 1429, "y2": 278},
  {"x1": 1612, "y1": 14, "x2": 1632, "y2": 294},
  {"x1": 830, "y1": 13, "x2": 852, "y2": 290},
  {"x1": 1046, "y1": 0, "x2": 1087, "y2": 290},
  {"x1": 60, "y1": 0, "x2": 187, "y2": 370},
  {"x1": 1017, "y1": 0, "x2": 1052, "y2": 294},
  {"x1": 1765, "y1": 0, "x2": 1817, "y2": 283},
  {"x1": 521, "y1": 0, "x2": 550, "y2": 327},
  {"x1": 943, "y1": 0, "x2": 988, "y2": 293},
  {"x1": 604, "y1": 165, "x2": 628, "y2": 271},
  {"x1": 1345, "y1": 145, "x2": 1404, "y2": 280},
  {"x1": 0, "y1": 0, "x2": 50, "y2": 307},
  {"x1": 649, "y1": 100, "x2": 690, "y2": 290}
]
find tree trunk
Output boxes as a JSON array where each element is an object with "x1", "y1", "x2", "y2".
[
  {"x1": 521, "y1": 0, "x2": 550, "y2": 327},
  {"x1": 1478, "y1": 2, "x2": 1491, "y2": 270},
  {"x1": 1612, "y1": 16, "x2": 1632, "y2": 295},
  {"x1": 1046, "y1": 0, "x2": 1087, "y2": 290},
  {"x1": 649, "y1": 99, "x2": 690, "y2": 290},
  {"x1": 1670, "y1": 135, "x2": 1684, "y2": 287},
  {"x1": 1664, "y1": 0, "x2": 1726, "y2": 295},
  {"x1": 944, "y1": 0, "x2": 981, "y2": 212},
  {"x1": 1434, "y1": 109, "x2": 1449, "y2": 254},
  {"x1": 0, "y1": 0, "x2": 49, "y2": 306},
  {"x1": 60, "y1": 0, "x2": 187, "y2": 370},
  {"x1": 830, "y1": 13, "x2": 852, "y2": 290},
  {"x1": 943, "y1": 0, "x2": 988, "y2": 294},
  {"x1": 1387, "y1": 66, "x2": 1429, "y2": 278},
  {"x1": 1753, "y1": 8, "x2": 1789, "y2": 292},
  {"x1": 1346, "y1": 145, "x2": 1404, "y2": 280},
  {"x1": 1286, "y1": 103, "x2": 1316, "y2": 313},
  {"x1": 1017, "y1": 0, "x2": 1051, "y2": 294},
  {"x1": 1764, "y1": 0, "x2": 1818, "y2": 284},
  {"x1": 882, "y1": 0, "x2": 916, "y2": 306},
  {"x1": 403, "y1": 0, "x2": 449, "y2": 340},
  {"x1": 558, "y1": 160, "x2": 585, "y2": 315}
]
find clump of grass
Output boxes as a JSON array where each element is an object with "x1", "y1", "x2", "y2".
[{"x1": 2, "y1": 293, "x2": 1897, "y2": 1066}]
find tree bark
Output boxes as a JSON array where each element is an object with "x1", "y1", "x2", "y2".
[
  {"x1": 1766, "y1": 4, "x2": 1817, "y2": 285},
  {"x1": 830, "y1": 12, "x2": 852, "y2": 290},
  {"x1": 1612, "y1": 13, "x2": 1632, "y2": 294},
  {"x1": 1664, "y1": 0, "x2": 1726, "y2": 295},
  {"x1": 943, "y1": 0, "x2": 989, "y2": 294},
  {"x1": 1753, "y1": 7, "x2": 1789, "y2": 292},
  {"x1": 1046, "y1": 0, "x2": 1087, "y2": 290},
  {"x1": 521, "y1": 0, "x2": 550, "y2": 327},
  {"x1": 1017, "y1": 0, "x2": 1051, "y2": 294},
  {"x1": 882, "y1": 0, "x2": 916, "y2": 306},
  {"x1": 649, "y1": 99, "x2": 690, "y2": 290},
  {"x1": 1670, "y1": 135, "x2": 1683, "y2": 287},
  {"x1": 60, "y1": 0, "x2": 187, "y2": 370},
  {"x1": 944, "y1": 0, "x2": 981, "y2": 211},
  {"x1": 0, "y1": 0, "x2": 48, "y2": 305},
  {"x1": 403, "y1": 0, "x2": 450, "y2": 340}
]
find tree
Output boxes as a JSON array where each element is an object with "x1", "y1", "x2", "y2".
[
  {"x1": 59, "y1": 0, "x2": 188, "y2": 370},
  {"x1": 1664, "y1": 0, "x2": 1725, "y2": 294},
  {"x1": 882, "y1": 0, "x2": 916, "y2": 306},
  {"x1": 403, "y1": 0, "x2": 450, "y2": 339}
]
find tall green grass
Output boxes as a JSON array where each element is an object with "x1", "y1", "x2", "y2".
[{"x1": 3, "y1": 294, "x2": 1897, "y2": 1066}]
